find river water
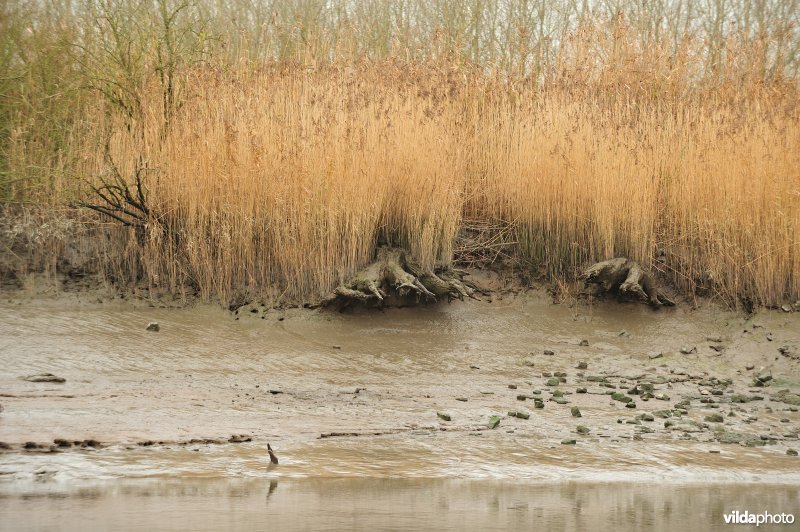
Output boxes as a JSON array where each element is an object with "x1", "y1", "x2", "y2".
[{"x1": 1, "y1": 290, "x2": 799, "y2": 530}]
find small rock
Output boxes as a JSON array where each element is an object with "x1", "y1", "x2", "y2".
[
  {"x1": 332, "y1": 345, "x2": 342, "y2": 350},
  {"x1": 704, "y1": 414, "x2": 724, "y2": 423},
  {"x1": 552, "y1": 398, "x2": 568, "y2": 405},
  {"x1": 53, "y1": 439, "x2": 71, "y2": 448},
  {"x1": 576, "y1": 387, "x2": 587, "y2": 394},
  {"x1": 546, "y1": 377, "x2": 560, "y2": 387},
  {"x1": 533, "y1": 400, "x2": 545, "y2": 409},
  {"x1": 648, "y1": 353, "x2": 663, "y2": 360},
  {"x1": 516, "y1": 394, "x2": 528, "y2": 401},
  {"x1": 522, "y1": 359, "x2": 536, "y2": 367},
  {"x1": 611, "y1": 392, "x2": 632, "y2": 403},
  {"x1": 576, "y1": 425, "x2": 590, "y2": 435},
  {"x1": 561, "y1": 438, "x2": 577, "y2": 445},
  {"x1": 488, "y1": 416, "x2": 501, "y2": 429},
  {"x1": 709, "y1": 344, "x2": 725, "y2": 352},
  {"x1": 514, "y1": 411, "x2": 530, "y2": 420},
  {"x1": 543, "y1": 350, "x2": 555, "y2": 356},
  {"x1": 436, "y1": 412, "x2": 451, "y2": 422},
  {"x1": 228, "y1": 434, "x2": 252, "y2": 443},
  {"x1": 146, "y1": 322, "x2": 160, "y2": 332},
  {"x1": 570, "y1": 406, "x2": 582, "y2": 418},
  {"x1": 639, "y1": 413, "x2": 655, "y2": 422},
  {"x1": 781, "y1": 304, "x2": 793, "y2": 312},
  {"x1": 508, "y1": 384, "x2": 517, "y2": 390},
  {"x1": 579, "y1": 339, "x2": 589, "y2": 347},
  {"x1": 778, "y1": 346, "x2": 799, "y2": 360},
  {"x1": 455, "y1": 397, "x2": 468, "y2": 402},
  {"x1": 772, "y1": 390, "x2": 800, "y2": 406},
  {"x1": 23, "y1": 373, "x2": 65, "y2": 383},
  {"x1": 745, "y1": 364, "x2": 755, "y2": 370},
  {"x1": 23, "y1": 442, "x2": 39, "y2": 449},
  {"x1": 470, "y1": 365, "x2": 480, "y2": 370},
  {"x1": 680, "y1": 347, "x2": 697, "y2": 354},
  {"x1": 787, "y1": 449, "x2": 798, "y2": 456},
  {"x1": 576, "y1": 361, "x2": 588, "y2": 370},
  {"x1": 625, "y1": 402, "x2": 637, "y2": 409}
]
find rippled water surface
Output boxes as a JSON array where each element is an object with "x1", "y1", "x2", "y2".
[{"x1": 2, "y1": 479, "x2": 799, "y2": 532}]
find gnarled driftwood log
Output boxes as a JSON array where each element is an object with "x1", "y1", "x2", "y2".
[
  {"x1": 583, "y1": 257, "x2": 674, "y2": 307},
  {"x1": 322, "y1": 247, "x2": 477, "y2": 307}
]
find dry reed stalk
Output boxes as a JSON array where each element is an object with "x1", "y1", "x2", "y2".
[{"x1": 68, "y1": 60, "x2": 799, "y2": 308}]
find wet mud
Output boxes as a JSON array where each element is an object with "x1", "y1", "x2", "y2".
[{"x1": 0, "y1": 289, "x2": 798, "y2": 487}]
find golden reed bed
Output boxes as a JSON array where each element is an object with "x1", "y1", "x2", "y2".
[{"x1": 3, "y1": 3, "x2": 798, "y2": 307}]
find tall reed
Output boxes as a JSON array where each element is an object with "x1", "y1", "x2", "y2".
[{"x1": 2, "y1": 1, "x2": 798, "y2": 307}]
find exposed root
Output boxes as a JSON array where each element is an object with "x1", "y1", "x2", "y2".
[
  {"x1": 322, "y1": 246, "x2": 478, "y2": 307},
  {"x1": 583, "y1": 257, "x2": 675, "y2": 307}
]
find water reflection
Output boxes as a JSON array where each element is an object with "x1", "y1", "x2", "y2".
[{"x1": 1, "y1": 479, "x2": 798, "y2": 532}]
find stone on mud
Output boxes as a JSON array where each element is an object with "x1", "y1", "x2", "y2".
[
  {"x1": 755, "y1": 370, "x2": 772, "y2": 383},
  {"x1": 23, "y1": 373, "x2": 65, "y2": 383},
  {"x1": 611, "y1": 392, "x2": 632, "y2": 403},
  {"x1": 146, "y1": 322, "x2": 160, "y2": 332},
  {"x1": 772, "y1": 390, "x2": 800, "y2": 406}
]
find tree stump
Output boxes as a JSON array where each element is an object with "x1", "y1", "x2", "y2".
[
  {"x1": 322, "y1": 247, "x2": 476, "y2": 308},
  {"x1": 583, "y1": 257, "x2": 675, "y2": 307}
]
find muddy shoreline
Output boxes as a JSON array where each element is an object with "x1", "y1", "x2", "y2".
[{"x1": 1, "y1": 285, "x2": 799, "y2": 487}]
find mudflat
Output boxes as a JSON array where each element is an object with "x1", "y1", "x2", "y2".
[{"x1": 0, "y1": 288, "x2": 798, "y2": 485}]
